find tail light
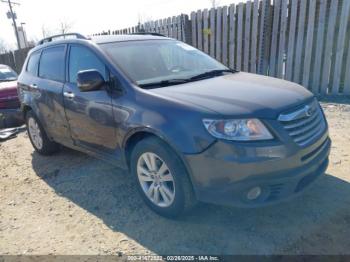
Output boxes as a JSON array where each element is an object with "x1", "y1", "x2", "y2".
[{"x1": 0, "y1": 87, "x2": 20, "y2": 109}]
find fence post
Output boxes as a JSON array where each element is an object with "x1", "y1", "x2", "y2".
[
  {"x1": 285, "y1": 0, "x2": 298, "y2": 81},
  {"x1": 332, "y1": 0, "x2": 350, "y2": 94},
  {"x1": 276, "y1": 0, "x2": 288, "y2": 79},
  {"x1": 228, "y1": 4, "x2": 236, "y2": 69},
  {"x1": 182, "y1": 14, "x2": 191, "y2": 44},
  {"x1": 222, "y1": 6, "x2": 228, "y2": 66},
  {"x1": 236, "y1": 3, "x2": 244, "y2": 71},
  {"x1": 215, "y1": 7, "x2": 222, "y2": 62},
  {"x1": 320, "y1": 0, "x2": 339, "y2": 94},
  {"x1": 293, "y1": 0, "x2": 307, "y2": 84},
  {"x1": 209, "y1": 8, "x2": 216, "y2": 58},
  {"x1": 243, "y1": 1, "x2": 251, "y2": 72},
  {"x1": 302, "y1": 0, "x2": 317, "y2": 89},
  {"x1": 311, "y1": 0, "x2": 327, "y2": 94},
  {"x1": 269, "y1": 0, "x2": 281, "y2": 77},
  {"x1": 197, "y1": 10, "x2": 203, "y2": 50},
  {"x1": 258, "y1": 0, "x2": 271, "y2": 75},
  {"x1": 250, "y1": 0, "x2": 259, "y2": 73}
]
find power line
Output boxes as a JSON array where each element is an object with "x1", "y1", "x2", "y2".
[{"x1": 1, "y1": 0, "x2": 21, "y2": 50}]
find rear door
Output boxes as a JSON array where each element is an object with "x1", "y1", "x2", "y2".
[
  {"x1": 63, "y1": 44, "x2": 117, "y2": 154},
  {"x1": 19, "y1": 46, "x2": 72, "y2": 145},
  {"x1": 36, "y1": 45, "x2": 72, "y2": 144}
]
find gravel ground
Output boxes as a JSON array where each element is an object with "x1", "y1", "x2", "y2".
[{"x1": 0, "y1": 97, "x2": 349, "y2": 255}]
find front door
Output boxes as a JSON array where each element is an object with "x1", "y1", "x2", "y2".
[{"x1": 63, "y1": 44, "x2": 117, "y2": 154}]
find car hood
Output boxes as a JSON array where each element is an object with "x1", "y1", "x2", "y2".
[{"x1": 149, "y1": 72, "x2": 313, "y2": 119}]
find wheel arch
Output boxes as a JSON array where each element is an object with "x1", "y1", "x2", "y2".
[
  {"x1": 123, "y1": 128, "x2": 192, "y2": 176},
  {"x1": 123, "y1": 127, "x2": 198, "y2": 204},
  {"x1": 21, "y1": 104, "x2": 32, "y2": 118},
  {"x1": 123, "y1": 128, "x2": 172, "y2": 168}
]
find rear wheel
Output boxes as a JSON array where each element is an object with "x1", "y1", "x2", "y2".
[
  {"x1": 26, "y1": 111, "x2": 60, "y2": 155},
  {"x1": 130, "y1": 137, "x2": 197, "y2": 218}
]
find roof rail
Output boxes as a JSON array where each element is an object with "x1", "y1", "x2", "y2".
[
  {"x1": 37, "y1": 33, "x2": 88, "y2": 46},
  {"x1": 131, "y1": 32, "x2": 166, "y2": 37}
]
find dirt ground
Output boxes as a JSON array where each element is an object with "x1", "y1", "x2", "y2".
[{"x1": 0, "y1": 97, "x2": 350, "y2": 255}]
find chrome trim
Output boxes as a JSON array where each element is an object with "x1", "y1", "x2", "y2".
[
  {"x1": 283, "y1": 111, "x2": 319, "y2": 130},
  {"x1": 294, "y1": 123, "x2": 326, "y2": 146},
  {"x1": 279, "y1": 100, "x2": 326, "y2": 147},
  {"x1": 288, "y1": 115, "x2": 322, "y2": 136},
  {"x1": 63, "y1": 92, "x2": 75, "y2": 99},
  {"x1": 278, "y1": 100, "x2": 317, "y2": 122}
]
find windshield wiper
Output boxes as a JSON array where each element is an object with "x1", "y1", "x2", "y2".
[
  {"x1": 138, "y1": 69, "x2": 237, "y2": 88},
  {"x1": 139, "y1": 79, "x2": 189, "y2": 88},
  {"x1": 189, "y1": 69, "x2": 236, "y2": 81}
]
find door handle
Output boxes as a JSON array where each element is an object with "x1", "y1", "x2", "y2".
[
  {"x1": 30, "y1": 84, "x2": 38, "y2": 89},
  {"x1": 63, "y1": 91, "x2": 75, "y2": 99}
]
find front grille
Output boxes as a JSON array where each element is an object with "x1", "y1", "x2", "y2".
[{"x1": 278, "y1": 100, "x2": 326, "y2": 147}]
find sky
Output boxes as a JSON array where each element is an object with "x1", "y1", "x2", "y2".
[{"x1": 0, "y1": 0, "x2": 240, "y2": 50}]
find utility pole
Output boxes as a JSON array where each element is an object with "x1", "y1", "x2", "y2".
[
  {"x1": 1, "y1": 0, "x2": 21, "y2": 50},
  {"x1": 20, "y1": 22, "x2": 27, "y2": 47}
]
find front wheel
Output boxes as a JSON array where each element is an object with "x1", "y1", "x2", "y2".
[{"x1": 130, "y1": 137, "x2": 197, "y2": 218}]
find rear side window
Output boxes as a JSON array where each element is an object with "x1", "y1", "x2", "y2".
[
  {"x1": 69, "y1": 45, "x2": 106, "y2": 83},
  {"x1": 26, "y1": 51, "x2": 40, "y2": 76},
  {"x1": 39, "y1": 46, "x2": 65, "y2": 82}
]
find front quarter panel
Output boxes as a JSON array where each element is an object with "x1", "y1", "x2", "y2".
[{"x1": 116, "y1": 87, "x2": 217, "y2": 155}]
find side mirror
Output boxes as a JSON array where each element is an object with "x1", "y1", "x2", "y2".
[{"x1": 77, "y1": 69, "x2": 105, "y2": 92}]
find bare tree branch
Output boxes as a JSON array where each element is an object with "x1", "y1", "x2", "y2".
[
  {"x1": 0, "y1": 38, "x2": 10, "y2": 54},
  {"x1": 58, "y1": 21, "x2": 74, "y2": 35},
  {"x1": 41, "y1": 25, "x2": 53, "y2": 38},
  {"x1": 210, "y1": 0, "x2": 220, "y2": 8},
  {"x1": 137, "y1": 13, "x2": 153, "y2": 26}
]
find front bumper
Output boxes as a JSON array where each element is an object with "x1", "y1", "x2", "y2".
[
  {"x1": 0, "y1": 108, "x2": 24, "y2": 128},
  {"x1": 184, "y1": 131, "x2": 331, "y2": 207}
]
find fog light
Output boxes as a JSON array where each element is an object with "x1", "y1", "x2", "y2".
[{"x1": 247, "y1": 186, "x2": 262, "y2": 200}]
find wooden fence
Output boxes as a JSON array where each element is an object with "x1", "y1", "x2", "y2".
[
  {"x1": 96, "y1": 0, "x2": 350, "y2": 95},
  {"x1": 0, "y1": 47, "x2": 31, "y2": 73},
  {"x1": 94, "y1": 14, "x2": 191, "y2": 43},
  {"x1": 1, "y1": 0, "x2": 349, "y2": 95}
]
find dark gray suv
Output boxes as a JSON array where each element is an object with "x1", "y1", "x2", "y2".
[{"x1": 18, "y1": 33, "x2": 331, "y2": 217}]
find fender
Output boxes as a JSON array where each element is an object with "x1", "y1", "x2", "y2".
[
  {"x1": 121, "y1": 126, "x2": 203, "y2": 188},
  {"x1": 20, "y1": 91, "x2": 41, "y2": 122},
  {"x1": 122, "y1": 125, "x2": 182, "y2": 154}
]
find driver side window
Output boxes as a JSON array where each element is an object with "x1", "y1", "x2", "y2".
[{"x1": 69, "y1": 45, "x2": 107, "y2": 84}]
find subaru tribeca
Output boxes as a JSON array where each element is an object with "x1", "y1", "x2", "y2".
[{"x1": 17, "y1": 33, "x2": 330, "y2": 217}]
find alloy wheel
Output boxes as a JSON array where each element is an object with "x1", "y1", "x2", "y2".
[
  {"x1": 28, "y1": 117, "x2": 43, "y2": 150},
  {"x1": 137, "y1": 152, "x2": 175, "y2": 207}
]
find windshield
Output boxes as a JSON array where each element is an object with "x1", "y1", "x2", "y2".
[
  {"x1": 100, "y1": 40, "x2": 229, "y2": 87},
  {"x1": 0, "y1": 66, "x2": 18, "y2": 82}
]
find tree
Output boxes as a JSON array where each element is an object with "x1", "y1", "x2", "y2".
[
  {"x1": 210, "y1": 0, "x2": 220, "y2": 8},
  {"x1": 137, "y1": 13, "x2": 153, "y2": 32},
  {"x1": 41, "y1": 25, "x2": 53, "y2": 38},
  {"x1": 58, "y1": 21, "x2": 74, "y2": 35},
  {"x1": 41, "y1": 20, "x2": 74, "y2": 39},
  {"x1": 0, "y1": 38, "x2": 9, "y2": 54}
]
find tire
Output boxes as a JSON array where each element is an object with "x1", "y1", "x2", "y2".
[
  {"x1": 130, "y1": 137, "x2": 197, "y2": 218},
  {"x1": 26, "y1": 111, "x2": 60, "y2": 155}
]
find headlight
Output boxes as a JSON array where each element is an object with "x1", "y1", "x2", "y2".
[{"x1": 202, "y1": 119, "x2": 273, "y2": 141}]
